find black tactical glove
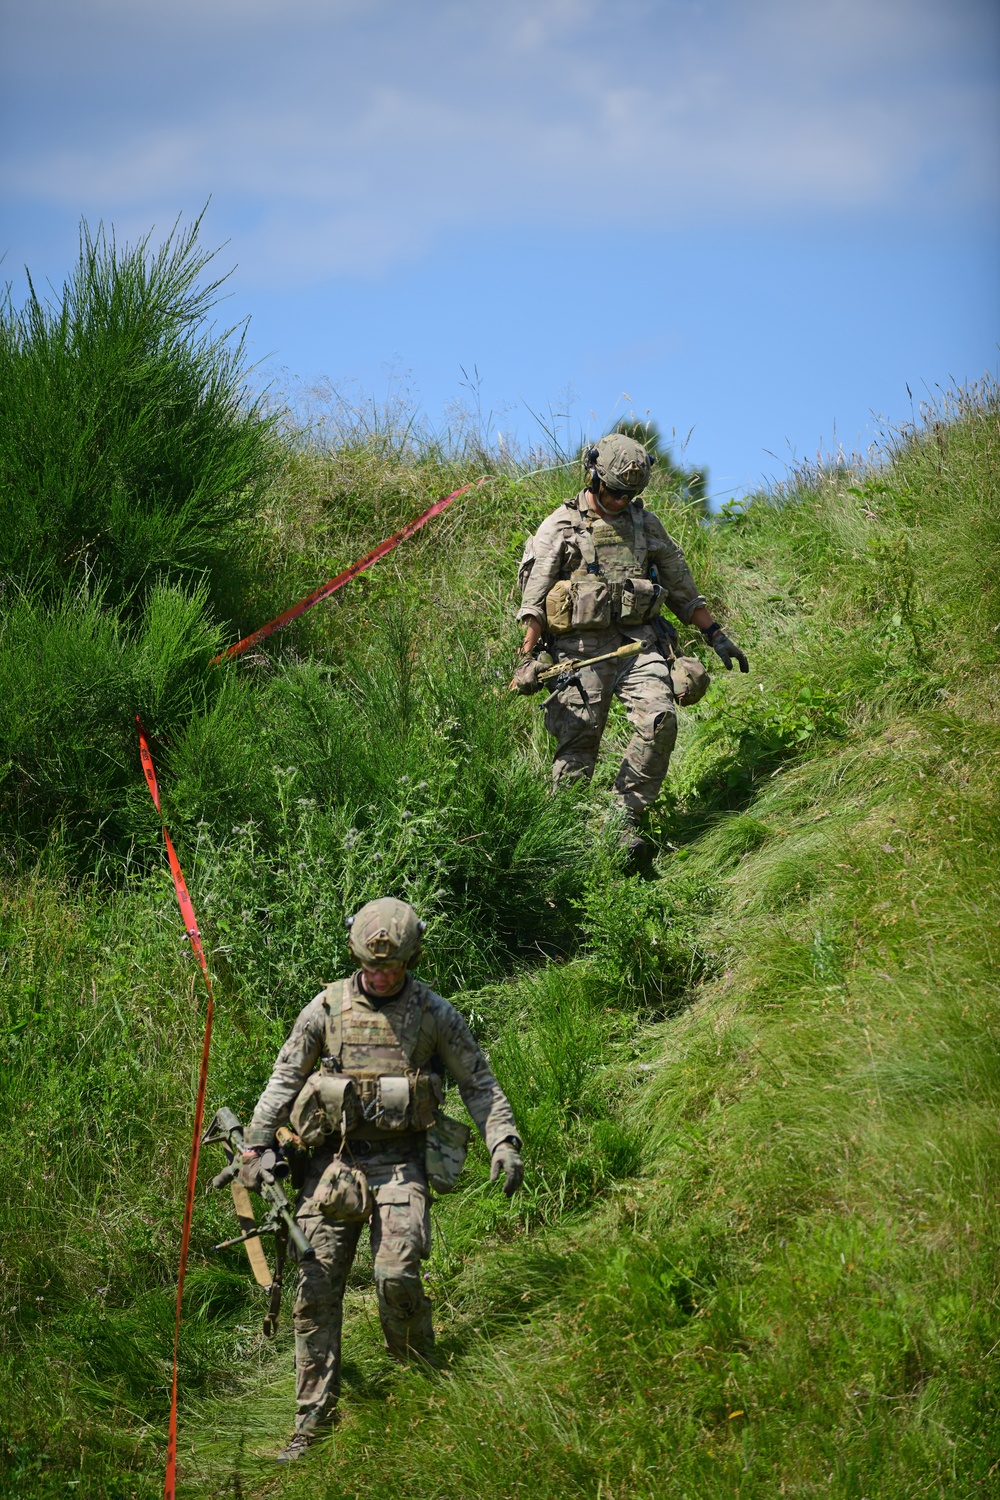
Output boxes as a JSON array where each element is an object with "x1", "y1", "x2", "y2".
[
  {"x1": 510, "y1": 657, "x2": 544, "y2": 695},
  {"x1": 490, "y1": 1139, "x2": 524, "y2": 1197},
  {"x1": 702, "y1": 622, "x2": 749, "y2": 673}
]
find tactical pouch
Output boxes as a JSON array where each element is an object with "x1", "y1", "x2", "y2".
[
  {"x1": 425, "y1": 1113, "x2": 472, "y2": 1194},
  {"x1": 313, "y1": 1156, "x2": 373, "y2": 1223},
  {"x1": 670, "y1": 655, "x2": 711, "y2": 707},
  {"x1": 570, "y1": 574, "x2": 611, "y2": 630},
  {"x1": 290, "y1": 1074, "x2": 363, "y2": 1148},
  {"x1": 366, "y1": 1072, "x2": 442, "y2": 1131},
  {"x1": 373, "y1": 1076, "x2": 410, "y2": 1131},
  {"x1": 545, "y1": 580, "x2": 573, "y2": 634},
  {"x1": 619, "y1": 577, "x2": 662, "y2": 626}
]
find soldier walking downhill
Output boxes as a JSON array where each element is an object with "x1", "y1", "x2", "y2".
[
  {"x1": 512, "y1": 433, "x2": 749, "y2": 853},
  {"x1": 239, "y1": 898, "x2": 523, "y2": 1463}
]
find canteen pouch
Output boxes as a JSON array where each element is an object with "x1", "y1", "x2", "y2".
[
  {"x1": 313, "y1": 1157, "x2": 373, "y2": 1223},
  {"x1": 545, "y1": 580, "x2": 573, "y2": 634},
  {"x1": 290, "y1": 1074, "x2": 362, "y2": 1148},
  {"x1": 619, "y1": 577, "x2": 662, "y2": 626},
  {"x1": 425, "y1": 1113, "x2": 472, "y2": 1194},
  {"x1": 670, "y1": 655, "x2": 711, "y2": 707},
  {"x1": 570, "y1": 573, "x2": 612, "y2": 629}
]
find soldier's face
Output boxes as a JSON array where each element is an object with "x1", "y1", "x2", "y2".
[
  {"x1": 598, "y1": 485, "x2": 631, "y2": 515},
  {"x1": 361, "y1": 961, "x2": 408, "y2": 997}
]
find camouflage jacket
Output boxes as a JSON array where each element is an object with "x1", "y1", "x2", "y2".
[
  {"x1": 517, "y1": 490, "x2": 706, "y2": 627},
  {"x1": 245, "y1": 972, "x2": 519, "y2": 1152}
]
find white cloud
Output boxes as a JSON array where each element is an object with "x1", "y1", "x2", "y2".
[{"x1": 1, "y1": 0, "x2": 996, "y2": 282}]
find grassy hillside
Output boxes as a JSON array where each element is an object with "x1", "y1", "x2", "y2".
[{"x1": 1, "y1": 228, "x2": 997, "y2": 1499}]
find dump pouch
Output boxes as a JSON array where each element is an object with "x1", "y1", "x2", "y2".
[
  {"x1": 619, "y1": 577, "x2": 663, "y2": 626},
  {"x1": 425, "y1": 1113, "x2": 472, "y2": 1194},
  {"x1": 312, "y1": 1156, "x2": 373, "y2": 1223},
  {"x1": 289, "y1": 1074, "x2": 363, "y2": 1148},
  {"x1": 670, "y1": 655, "x2": 711, "y2": 707}
]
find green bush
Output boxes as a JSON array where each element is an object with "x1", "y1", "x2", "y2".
[{"x1": 0, "y1": 215, "x2": 276, "y2": 610}]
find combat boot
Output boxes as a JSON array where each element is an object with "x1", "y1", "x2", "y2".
[{"x1": 275, "y1": 1432, "x2": 314, "y2": 1463}]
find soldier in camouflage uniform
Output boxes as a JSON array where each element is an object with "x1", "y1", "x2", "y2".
[
  {"x1": 512, "y1": 433, "x2": 748, "y2": 851},
  {"x1": 239, "y1": 898, "x2": 523, "y2": 1463}
]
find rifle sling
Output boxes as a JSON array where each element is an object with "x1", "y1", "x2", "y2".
[{"x1": 229, "y1": 1181, "x2": 274, "y2": 1289}]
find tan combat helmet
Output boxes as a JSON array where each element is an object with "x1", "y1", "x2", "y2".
[
  {"x1": 347, "y1": 898, "x2": 426, "y2": 966},
  {"x1": 586, "y1": 433, "x2": 655, "y2": 496}
]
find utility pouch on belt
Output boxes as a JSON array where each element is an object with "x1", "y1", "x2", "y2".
[
  {"x1": 425, "y1": 1113, "x2": 472, "y2": 1194},
  {"x1": 289, "y1": 1074, "x2": 363, "y2": 1148},
  {"x1": 619, "y1": 577, "x2": 663, "y2": 626},
  {"x1": 313, "y1": 1156, "x2": 373, "y2": 1223}
]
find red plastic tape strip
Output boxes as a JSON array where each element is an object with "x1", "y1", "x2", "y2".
[
  {"x1": 137, "y1": 719, "x2": 215, "y2": 1500},
  {"x1": 213, "y1": 476, "x2": 485, "y2": 664}
]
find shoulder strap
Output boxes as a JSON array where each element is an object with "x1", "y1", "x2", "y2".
[
  {"x1": 322, "y1": 979, "x2": 352, "y2": 1063},
  {"x1": 629, "y1": 501, "x2": 648, "y2": 574},
  {"x1": 562, "y1": 500, "x2": 600, "y2": 573},
  {"x1": 399, "y1": 980, "x2": 430, "y2": 1065}
]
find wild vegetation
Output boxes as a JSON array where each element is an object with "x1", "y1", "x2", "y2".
[{"x1": 1, "y1": 224, "x2": 997, "y2": 1499}]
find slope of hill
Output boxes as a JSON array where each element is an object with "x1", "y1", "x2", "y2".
[{"x1": 1, "y1": 228, "x2": 997, "y2": 1499}]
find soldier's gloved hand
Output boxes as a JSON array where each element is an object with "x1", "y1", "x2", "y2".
[
  {"x1": 510, "y1": 657, "x2": 544, "y2": 695},
  {"x1": 702, "y1": 622, "x2": 749, "y2": 673},
  {"x1": 238, "y1": 1148, "x2": 269, "y2": 1193},
  {"x1": 490, "y1": 1139, "x2": 524, "y2": 1197}
]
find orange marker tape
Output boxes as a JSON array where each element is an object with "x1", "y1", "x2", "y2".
[
  {"x1": 138, "y1": 718, "x2": 215, "y2": 1500},
  {"x1": 213, "y1": 476, "x2": 486, "y2": 664}
]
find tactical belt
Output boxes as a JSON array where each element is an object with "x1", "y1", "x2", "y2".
[{"x1": 334, "y1": 1132, "x2": 427, "y2": 1161}]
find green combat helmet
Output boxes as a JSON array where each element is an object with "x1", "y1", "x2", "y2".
[
  {"x1": 586, "y1": 433, "x2": 655, "y2": 496},
  {"x1": 347, "y1": 898, "x2": 426, "y2": 966}
]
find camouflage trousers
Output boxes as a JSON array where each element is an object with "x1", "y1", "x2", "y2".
[
  {"x1": 291, "y1": 1140, "x2": 433, "y2": 1435},
  {"x1": 543, "y1": 632, "x2": 677, "y2": 817}
]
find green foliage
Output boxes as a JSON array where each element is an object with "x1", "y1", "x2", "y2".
[
  {"x1": 0, "y1": 579, "x2": 224, "y2": 854},
  {"x1": 0, "y1": 214, "x2": 276, "y2": 609}
]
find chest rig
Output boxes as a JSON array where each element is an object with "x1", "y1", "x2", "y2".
[
  {"x1": 544, "y1": 498, "x2": 662, "y2": 634},
  {"x1": 290, "y1": 979, "x2": 442, "y2": 1145}
]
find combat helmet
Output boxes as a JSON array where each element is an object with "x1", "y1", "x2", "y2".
[
  {"x1": 347, "y1": 898, "x2": 426, "y2": 966},
  {"x1": 585, "y1": 433, "x2": 655, "y2": 496}
]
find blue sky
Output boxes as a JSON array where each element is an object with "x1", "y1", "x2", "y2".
[{"x1": 2, "y1": 0, "x2": 997, "y2": 498}]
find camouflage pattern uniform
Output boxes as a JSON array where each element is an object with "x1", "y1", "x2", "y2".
[
  {"x1": 245, "y1": 971, "x2": 518, "y2": 1437},
  {"x1": 518, "y1": 489, "x2": 706, "y2": 814}
]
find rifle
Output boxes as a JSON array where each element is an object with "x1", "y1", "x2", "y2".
[
  {"x1": 203, "y1": 1106, "x2": 315, "y2": 1336},
  {"x1": 536, "y1": 639, "x2": 642, "y2": 688}
]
